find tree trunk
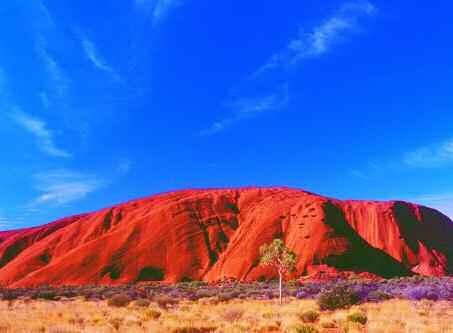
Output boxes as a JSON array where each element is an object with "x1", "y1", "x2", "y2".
[{"x1": 279, "y1": 272, "x2": 282, "y2": 305}]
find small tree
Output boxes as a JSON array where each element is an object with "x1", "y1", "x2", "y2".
[{"x1": 259, "y1": 238, "x2": 297, "y2": 304}]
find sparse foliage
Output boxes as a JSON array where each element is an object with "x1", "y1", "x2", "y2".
[
  {"x1": 299, "y1": 310, "x2": 320, "y2": 323},
  {"x1": 317, "y1": 286, "x2": 360, "y2": 311},
  {"x1": 347, "y1": 311, "x2": 368, "y2": 325},
  {"x1": 259, "y1": 238, "x2": 297, "y2": 304}
]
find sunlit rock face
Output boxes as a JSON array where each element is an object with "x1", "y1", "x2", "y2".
[{"x1": 0, "y1": 187, "x2": 451, "y2": 287}]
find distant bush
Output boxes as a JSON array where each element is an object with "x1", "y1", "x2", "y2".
[
  {"x1": 1, "y1": 290, "x2": 20, "y2": 301},
  {"x1": 154, "y1": 295, "x2": 179, "y2": 309},
  {"x1": 347, "y1": 312, "x2": 367, "y2": 325},
  {"x1": 406, "y1": 286, "x2": 439, "y2": 301},
  {"x1": 107, "y1": 294, "x2": 132, "y2": 307},
  {"x1": 317, "y1": 286, "x2": 360, "y2": 311},
  {"x1": 133, "y1": 298, "x2": 150, "y2": 307},
  {"x1": 32, "y1": 290, "x2": 57, "y2": 300},
  {"x1": 299, "y1": 310, "x2": 320, "y2": 323},
  {"x1": 195, "y1": 289, "x2": 216, "y2": 299},
  {"x1": 363, "y1": 289, "x2": 391, "y2": 302},
  {"x1": 188, "y1": 280, "x2": 207, "y2": 288},
  {"x1": 217, "y1": 291, "x2": 237, "y2": 302}
]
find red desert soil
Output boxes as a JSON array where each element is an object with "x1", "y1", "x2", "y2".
[{"x1": 0, "y1": 187, "x2": 451, "y2": 287}]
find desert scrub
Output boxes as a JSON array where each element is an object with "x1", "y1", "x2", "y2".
[
  {"x1": 293, "y1": 324, "x2": 319, "y2": 333},
  {"x1": 154, "y1": 295, "x2": 179, "y2": 309},
  {"x1": 107, "y1": 293, "x2": 132, "y2": 307},
  {"x1": 31, "y1": 290, "x2": 57, "y2": 300},
  {"x1": 317, "y1": 286, "x2": 360, "y2": 311},
  {"x1": 347, "y1": 311, "x2": 367, "y2": 325},
  {"x1": 142, "y1": 309, "x2": 162, "y2": 320},
  {"x1": 220, "y1": 308, "x2": 244, "y2": 322},
  {"x1": 170, "y1": 326, "x2": 218, "y2": 333},
  {"x1": 109, "y1": 317, "x2": 124, "y2": 330},
  {"x1": 133, "y1": 298, "x2": 151, "y2": 307},
  {"x1": 197, "y1": 296, "x2": 220, "y2": 305},
  {"x1": 320, "y1": 320, "x2": 337, "y2": 328},
  {"x1": 298, "y1": 310, "x2": 319, "y2": 323}
]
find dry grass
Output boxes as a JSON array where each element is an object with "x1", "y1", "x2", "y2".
[{"x1": 0, "y1": 298, "x2": 451, "y2": 333}]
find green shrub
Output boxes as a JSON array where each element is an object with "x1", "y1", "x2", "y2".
[
  {"x1": 299, "y1": 310, "x2": 320, "y2": 323},
  {"x1": 347, "y1": 312, "x2": 367, "y2": 325},
  {"x1": 293, "y1": 324, "x2": 319, "y2": 333},
  {"x1": 317, "y1": 286, "x2": 360, "y2": 311},
  {"x1": 107, "y1": 294, "x2": 132, "y2": 307}
]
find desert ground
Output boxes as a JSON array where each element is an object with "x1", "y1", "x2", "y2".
[
  {"x1": 0, "y1": 297, "x2": 451, "y2": 333},
  {"x1": 0, "y1": 277, "x2": 451, "y2": 333}
]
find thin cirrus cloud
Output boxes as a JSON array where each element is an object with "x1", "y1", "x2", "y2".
[
  {"x1": 135, "y1": 0, "x2": 184, "y2": 23},
  {"x1": 0, "y1": 216, "x2": 25, "y2": 229},
  {"x1": 30, "y1": 170, "x2": 106, "y2": 207},
  {"x1": 35, "y1": 34, "x2": 69, "y2": 100},
  {"x1": 10, "y1": 110, "x2": 71, "y2": 158},
  {"x1": 117, "y1": 158, "x2": 133, "y2": 175},
  {"x1": 350, "y1": 169, "x2": 370, "y2": 180},
  {"x1": 255, "y1": 0, "x2": 376, "y2": 76},
  {"x1": 201, "y1": 0, "x2": 376, "y2": 136},
  {"x1": 80, "y1": 35, "x2": 120, "y2": 80},
  {"x1": 404, "y1": 139, "x2": 453, "y2": 168},
  {"x1": 199, "y1": 85, "x2": 290, "y2": 136},
  {"x1": 0, "y1": 216, "x2": 12, "y2": 229}
]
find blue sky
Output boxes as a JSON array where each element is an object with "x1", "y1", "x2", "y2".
[{"x1": 1, "y1": 0, "x2": 452, "y2": 229}]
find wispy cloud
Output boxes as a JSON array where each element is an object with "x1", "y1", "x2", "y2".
[
  {"x1": 117, "y1": 158, "x2": 133, "y2": 175},
  {"x1": 31, "y1": 170, "x2": 105, "y2": 207},
  {"x1": 35, "y1": 35, "x2": 69, "y2": 100},
  {"x1": 0, "y1": 68, "x2": 6, "y2": 94},
  {"x1": 256, "y1": 1, "x2": 376, "y2": 75},
  {"x1": 80, "y1": 35, "x2": 120, "y2": 80},
  {"x1": 350, "y1": 169, "x2": 369, "y2": 180},
  {"x1": 410, "y1": 193, "x2": 453, "y2": 220},
  {"x1": 135, "y1": 0, "x2": 184, "y2": 24},
  {"x1": 200, "y1": 85, "x2": 290, "y2": 136},
  {"x1": 0, "y1": 215, "x2": 26, "y2": 229},
  {"x1": 153, "y1": 0, "x2": 183, "y2": 22},
  {"x1": 10, "y1": 109, "x2": 71, "y2": 158},
  {"x1": 39, "y1": 91, "x2": 52, "y2": 109},
  {"x1": 201, "y1": 1, "x2": 375, "y2": 135},
  {"x1": 404, "y1": 139, "x2": 453, "y2": 168},
  {"x1": 0, "y1": 216, "x2": 12, "y2": 229}
]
